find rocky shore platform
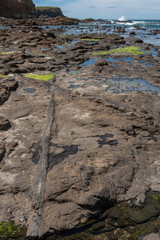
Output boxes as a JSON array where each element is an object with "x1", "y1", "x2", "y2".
[{"x1": 0, "y1": 18, "x2": 160, "y2": 240}]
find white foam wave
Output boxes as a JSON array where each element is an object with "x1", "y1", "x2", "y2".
[
  {"x1": 126, "y1": 22, "x2": 135, "y2": 25},
  {"x1": 118, "y1": 16, "x2": 126, "y2": 21},
  {"x1": 133, "y1": 21, "x2": 146, "y2": 24},
  {"x1": 128, "y1": 27, "x2": 135, "y2": 30}
]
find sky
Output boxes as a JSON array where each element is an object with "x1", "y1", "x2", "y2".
[{"x1": 33, "y1": 0, "x2": 160, "y2": 20}]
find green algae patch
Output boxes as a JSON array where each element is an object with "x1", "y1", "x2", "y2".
[
  {"x1": 23, "y1": 43, "x2": 35, "y2": 46},
  {"x1": 0, "y1": 74, "x2": 14, "y2": 78},
  {"x1": 152, "y1": 194, "x2": 160, "y2": 200},
  {"x1": 26, "y1": 50, "x2": 45, "y2": 56},
  {"x1": 81, "y1": 38, "x2": 101, "y2": 42},
  {"x1": 24, "y1": 72, "x2": 54, "y2": 82},
  {"x1": 0, "y1": 51, "x2": 16, "y2": 55},
  {"x1": 0, "y1": 221, "x2": 25, "y2": 240},
  {"x1": 92, "y1": 46, "x2": 148, "y2": 56},
  {"x1": 59, "y1": 34, "x2": 67, "y2": 37}
]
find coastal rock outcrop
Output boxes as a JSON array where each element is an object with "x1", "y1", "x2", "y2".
[
  {"x1": 0, "y1": 19, "x2": 160, "y2": 239},
  {"x1": 0, "y1": 0, "x2": 36, "y2": 18},
  {"x1": 36, "y1": 7, "x2": 64, "y2": 18}
]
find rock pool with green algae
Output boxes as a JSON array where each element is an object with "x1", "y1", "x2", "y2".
[
  {"x1": 92, "y1": 46, "x2": 149, "y2": 56},
  {"x1": 49, "y1": 192, "x2": 160, "y2": 240},
  {"x1": 24, "y1": 72, "x2": 54, "y2": 82}
]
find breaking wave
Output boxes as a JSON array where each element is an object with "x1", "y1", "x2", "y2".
[{"x1": 118, "y1": 16, "x2": 126, "y2": 21}]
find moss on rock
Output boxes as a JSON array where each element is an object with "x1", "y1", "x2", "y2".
[
  {"x1": 92, "y1": 46, "x2": 148, "y2": 56},
  {"x1": 0, "y1": 221, "x2": 25, "y2": 240},
  {"x1": 24, "y1": 72, "x2": 54, "y2": 81}
]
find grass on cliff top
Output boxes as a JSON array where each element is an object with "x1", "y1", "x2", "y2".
[
  {"x1": 92, "y1": 46, "x2": 148, "y2": 56},
  {"x1": 36, "y1": 6, "x2": 60, "y2": 10},
  {"x1": 24, "y1": 72, "x2": 54, "y2": 82}
]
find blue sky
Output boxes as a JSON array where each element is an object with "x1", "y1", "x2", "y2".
[{"x1": 34, "y1": 0, "x2": 160, "y2": 20}]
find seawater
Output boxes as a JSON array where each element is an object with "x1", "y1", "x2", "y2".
[
  {"x1": 42, "y1": 19, "x2": 160, "y2": 47},
  {"x1": 40, "y1": 19, "x2": 160, "y2": 46}
]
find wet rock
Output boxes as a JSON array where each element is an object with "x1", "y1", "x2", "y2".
[
  {"x1": 0, "y1": 116, "x2": 11, "y2": 131},
  {"x1": 1, "y1": 78, "x2": 18, "y2": 91},
  {"x1": 114, "y1": 26, "x2": 126, "y2": 33},
  {"x1": 0, "y1": 142, "x2": 5, "y2": 162},
  {"x1": 0, "y1": 84, "x2": 10, "y2": 105},
  {"x1": 134, "y1": 38, "x2": 144, "y2": 43},
  {"x1": 130, "y1": 31, "x2": 136, "y2": 36},
  {"x1": 95, "y1": 60, "x2": 108, "y2": 66}
]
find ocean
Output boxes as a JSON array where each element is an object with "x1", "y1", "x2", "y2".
[
  {"x1": 46, "y1": 19, "x2": 160, "y2": 47},
  {"x1": 1, "y1": 18, "x2": 160, "y2": 47}
]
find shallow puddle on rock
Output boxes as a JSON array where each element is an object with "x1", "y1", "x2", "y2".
[
  {"x1": 69, "y1": 40, "x2": 79, "y2": 45},
  {"x1": 138, "y1": 60, "x2": 148, "y2": 63},
  {"x1": 69, "y1": 84, "x2": 82, "y2": 89},
  {"x1": 56, "y1": 45, "x2": 65, "y2": 50},
  {"x1": 57, "y1": 40, "x2": 79, "y2": 50},
  {"x1": 71, "y1": 75, "x2": 160, "y2": 94},
  {"x1": 81, "y1": 59, "x2": 98, "y2": 67},
  {"x1": 122, "y1": 57, "x2": 133, "y2": 63},
  {"x1": 0, "y1": 26, "x2": 10, "y2": 29},
  {"x1": 68, "y1": 70, "x2": 82, "y2": 75},
  {"x1": 18, "y1": 81, "x2": 24, "y2": 85},
  {"x1": 146, "y1": 63, "x2": 152, "y2": 67},
  {"x1": 105, "y1": 77, "x2": 160, "y2": 94},
  {"x1": 104, "y1": 57, "x2": 119, "y2": 63},
  {"x1": 23, "y1": 88, "x2": 36, "y2": 93}
]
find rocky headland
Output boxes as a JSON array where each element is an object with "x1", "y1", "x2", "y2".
[
  {"x1": 0, "y1": 0, "x2": 36, "y2": 18},
  {"x1": 0, "y1": 17, "x2": 160, "y2": 240},
  {"x1": 36, "y1": 7, "x2": 64, "y2": 18}
]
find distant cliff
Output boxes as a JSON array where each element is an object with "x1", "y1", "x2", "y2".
[
  {"x1": 36, "y1": 7, "x2": 64, "y2": 18},
  {"x1": 0, "y1": 0, "x2": 36, "y2": 18}
]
